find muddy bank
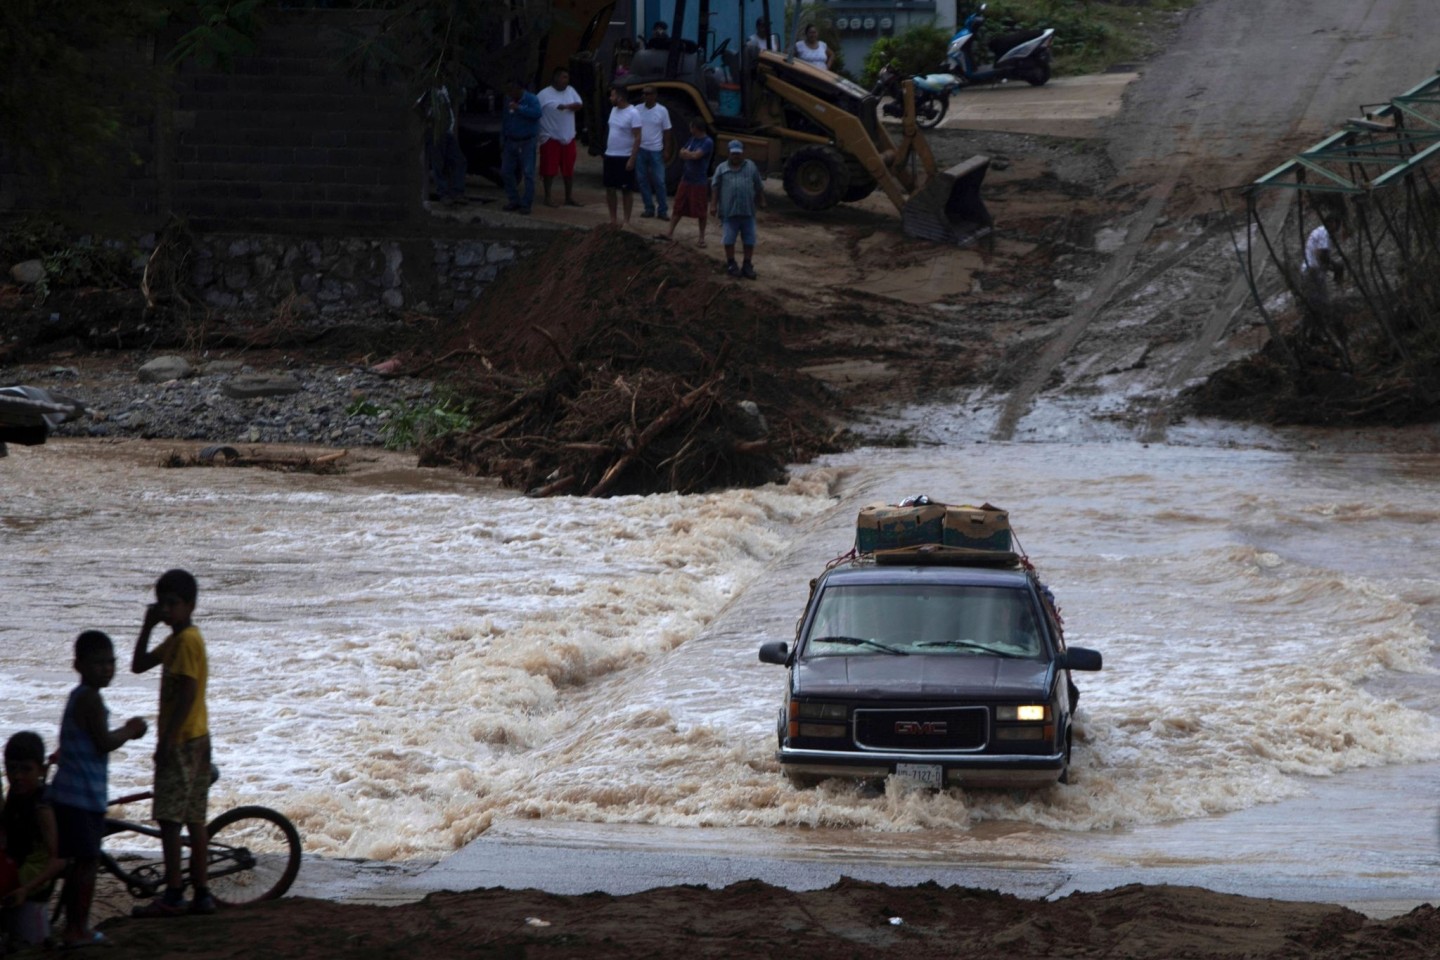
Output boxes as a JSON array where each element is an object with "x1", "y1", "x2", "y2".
[{"x1": 89, "y1": 880, "x2": 1440, "y2": 959}]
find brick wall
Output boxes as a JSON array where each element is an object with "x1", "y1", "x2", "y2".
[{"x1": 1, "y1": 10, "x2": 423, "y2": 232}]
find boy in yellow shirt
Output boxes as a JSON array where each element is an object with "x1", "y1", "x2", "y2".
[{"x1": 131, "y1": 568, "x2": 213, "y2": 917}]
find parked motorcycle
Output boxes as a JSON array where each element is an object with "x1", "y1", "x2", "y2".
[
  {"x1": 872, "y1": 61, "x2": 960, "y2": 130},
  {"x1": 946, "y1": 2, "x2": 1055, "y2": 87}
]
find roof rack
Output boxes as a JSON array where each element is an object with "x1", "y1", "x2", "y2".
[{"x1": 867, "y1": 544, "x2": 1023, "y2": 568}]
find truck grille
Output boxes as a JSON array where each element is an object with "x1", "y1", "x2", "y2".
[{"x1": 853, "y1": 706, "x2": 988, "y2": 752}]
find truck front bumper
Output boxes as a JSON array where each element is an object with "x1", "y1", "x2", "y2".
[{"x1": 777, "y1": 747, "x2": 1065, "y2": 788}]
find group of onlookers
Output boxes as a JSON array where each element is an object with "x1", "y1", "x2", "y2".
[{"x1": 419, "y1": 15, "x2": 829, "y2": 278}]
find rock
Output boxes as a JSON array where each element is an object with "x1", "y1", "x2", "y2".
[
  {"x1": 221, "y1": 374, "x2": 303, "y2": 399},
  {"x1": 737, "y1": 400, "x2": 769, "y2": 436},
  {"x1": 381, "y1": 289, "x2": 404, "y2": 309},
  {"x1": 204, "y1": 360, "x2": 244, "y2": 375},
  {"x1": 486, "y1": 244, "x2": 516, "y2": 264},
  {"x1": 9, "y1": 260, "x2": 45, "y2": 285},
  {"x1": 454, "y1": 241, "x2": 487, "y2": 268},
  {"x1": 223, "y1": 264, "x2": 251, "y2": 291},
  {"x1": 139, "y1": 356, "x2": 194, "y2": 383}
]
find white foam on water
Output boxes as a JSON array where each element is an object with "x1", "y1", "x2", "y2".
[{"x1": 3, "y1": 442, "x2": 1438, "y2": 859}]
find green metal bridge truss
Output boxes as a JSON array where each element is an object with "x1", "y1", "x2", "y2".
[{"x1": 1235, "y1": 71, "x2": 1440, "y2": 376}]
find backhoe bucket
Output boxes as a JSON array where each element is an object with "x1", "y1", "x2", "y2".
[{"x1": 901, "y1": 155, "x2": 992, "y2": 246}]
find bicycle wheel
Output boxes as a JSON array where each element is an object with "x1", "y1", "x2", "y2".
[{"x1": 203, "y1": 805, "x2": 302, "y2": 906}]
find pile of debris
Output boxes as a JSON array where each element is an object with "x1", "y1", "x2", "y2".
[{"x1": 414, "y1": 228, "x2": 843, "y2": 496}]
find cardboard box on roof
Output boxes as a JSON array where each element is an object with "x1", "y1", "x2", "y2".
[
  {"x1": 943, "y1": 504, "x2": 1012, "y2": 551},
  {"x1": 856, "y1": 502, "x2": 946, "y2": 553}
]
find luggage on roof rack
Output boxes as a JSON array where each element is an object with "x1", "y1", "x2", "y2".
[{"x1": 855, "y1": 498, "x2": 1013, "y2": 556}]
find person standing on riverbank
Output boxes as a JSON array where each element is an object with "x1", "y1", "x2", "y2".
[
  {"x1": 131, "y1": 569, "x2": 213, "y2": 918},
  {"x1": 537, "y1": 68, "x2": 584, "y2": 208},
  {"x1": 604, "y1": 86, "x2": 642, "y2": 227},
  {"x1": 636, "y1": 87, "x2": 673, "y2": 219},
  {"x1": 710, "y1": 139, "x2": 765, "y2": 279},
  {"x1": 501, "y1": 79, "x2": 543, "y2": 215},
  {"x1": 418, "y1": 86, "x2": 466, "y2": 206},
  {"x1": 666, "y1": 117, "x2": 713, "y2": 246}
]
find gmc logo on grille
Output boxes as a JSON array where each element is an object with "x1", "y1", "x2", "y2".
[{"x1": 894, "y1": 721, "x2": 948, "y2": 735}]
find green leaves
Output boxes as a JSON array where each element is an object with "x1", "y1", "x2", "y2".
[
  {"x1": 0, "y1": 1, "x2": 265, "y2": 183},
  {"x1": 168, "y1": 0, "x2": 266, "y2": 69}
]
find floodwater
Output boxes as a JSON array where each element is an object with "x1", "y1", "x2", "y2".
[{"x1": 3, "y1": 437, "x2": 1438, "y2": 892}]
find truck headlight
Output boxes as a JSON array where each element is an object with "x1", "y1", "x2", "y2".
[{"x1": 996, "y1": 704, "x2": 1049, "y2": 722}]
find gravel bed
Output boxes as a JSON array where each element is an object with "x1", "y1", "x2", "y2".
[{"x1": 2, "y1": 359, "x2": 439, "y2": 448}]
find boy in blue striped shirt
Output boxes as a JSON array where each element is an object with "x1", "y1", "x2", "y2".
[{"x1": 49, "y1": 631, "x2": 147, "y2": 948}]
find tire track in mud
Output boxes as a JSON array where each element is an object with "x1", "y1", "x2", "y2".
[{"x1": 992, "y1": 0, "x2": 1422, "y2": 442}]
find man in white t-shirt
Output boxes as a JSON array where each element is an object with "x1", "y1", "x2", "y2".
[
  {"x1": 635, "y1": 86, "x2": 673, "y2": 219},
  {"x1": 1300, "y1": 217, "x2": 1347, "y2": 336},
  {"x1": 747, "y1": 18, "x2": 780, "y2": 51},
  {"x1": 536, "y1": 67, "x2": 584, "y2": 207},
  {"x1": 603, "y1": 85, "x2": 642, "y2": 226}
]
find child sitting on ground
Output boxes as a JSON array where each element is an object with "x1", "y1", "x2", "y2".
[
  {"x1": 1, "y1": 731, "x2": 65, "y2": 948},
  {"x1": 49, "y1": 631, "x2": 149, "y2": 948}
]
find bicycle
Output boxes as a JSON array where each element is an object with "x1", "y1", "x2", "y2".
[{"x1": 52, "y1": 780, "x2": 302, "y2": 923}]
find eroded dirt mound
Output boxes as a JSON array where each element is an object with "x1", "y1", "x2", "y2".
[
  {"x1": 418, "y1": 227, "x2": 843, "y2": 496},
  {"x1": 1184, "y1": 321, "x2": 1440, "y2": 427},
  {"x1": 88, "y1": 879, "x2": 1440, "y2": 959}
]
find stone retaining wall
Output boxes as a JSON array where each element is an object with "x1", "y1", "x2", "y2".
[{"x1": 184, "y1": 232, "x2": 533, "y2": 318}]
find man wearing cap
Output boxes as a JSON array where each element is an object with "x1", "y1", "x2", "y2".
[{"x1": 709, "y1": 139, "x2": 766, "y2": 279}]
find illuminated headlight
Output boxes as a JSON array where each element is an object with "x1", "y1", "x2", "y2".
[
  {"x1": 798, "y1": 723, "x2": 848, "y2": 738},
  {"x1": 795, "y1": 702, "x2": 848, "y2": 721},
  {"x1": 996, "y1": 704, "x2": 1049, "y2": 722}
]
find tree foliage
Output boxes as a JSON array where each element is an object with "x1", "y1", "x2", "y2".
[
  {"x1": 340, "y1": 0, "x2": 553, "y2": 102},
  {"x1": 0, "y1": 1, "x2": 269, "y2": 183}
]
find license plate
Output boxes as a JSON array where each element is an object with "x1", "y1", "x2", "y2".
[{"x1": 894, "y1": 763, "x2": 943, "y2": 788}]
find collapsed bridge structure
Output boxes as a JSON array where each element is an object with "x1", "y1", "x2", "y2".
[{"x1": 1239, "y1": 71, "x2": 1440, "y2": 389}]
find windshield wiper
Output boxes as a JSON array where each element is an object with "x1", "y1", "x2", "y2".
[
  {"x1": 914, "y1": 639, "x2": 1026, "y2": 658},
  {"x1": 808, "y1": 635, "x2": 910, "y2": 656}
]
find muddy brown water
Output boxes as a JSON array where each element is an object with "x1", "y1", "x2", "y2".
[{"x1": 3, "y1": 435, "x2": 1437, "y2": 911}]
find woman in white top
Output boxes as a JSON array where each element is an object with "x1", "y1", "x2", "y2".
[{"x1": 794, "y1": 24, "x2": 833, "y2": 70}]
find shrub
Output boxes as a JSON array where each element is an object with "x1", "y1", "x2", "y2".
[{"x1": 861, "y1": 22, "x2": 951, "y2": 88}]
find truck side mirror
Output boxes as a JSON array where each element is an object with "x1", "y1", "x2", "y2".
[
  {"x1": 1058, "y1": 647, "x2": 1102, "y2": 671},
  {"x1": 758, "y1": 641, "x2": 790, "y2": 664}
]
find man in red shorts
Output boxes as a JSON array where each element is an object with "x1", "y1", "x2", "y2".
[{"x1": 537, "y1": 67, "x2": 584, "y2": 207}]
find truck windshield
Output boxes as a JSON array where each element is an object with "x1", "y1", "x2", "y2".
[{"x1": 804, "y1": 583, "x2": 1043, "y2": 658}]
